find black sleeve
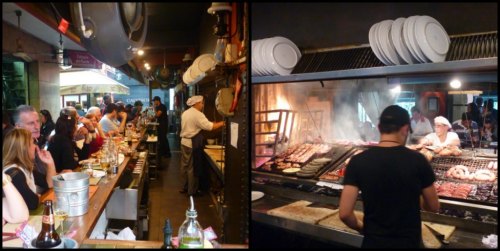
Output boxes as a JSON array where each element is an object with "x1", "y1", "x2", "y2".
[
  {"x1": 75, "y1": 142, "x2": 90, "y2": 161},
  {"x1": 5, "y1": 168, "x2": 40, "y2": 210},
  {"x1": 49, "y1": 137, "x2": 78, "y2": 172},
  {"x1": 342, "y1": 156, "x2": 360, "y2": 187},
  {"x1": 418, "y1": 154, "x2": 436, "y2": 189}
]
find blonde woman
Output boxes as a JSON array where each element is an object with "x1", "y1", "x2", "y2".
[
  {"x1": 3, "y1": 128, "x2": 56, "y2": 210},
  {"x1": 3, "y1": 172, "x2": 29, "y2": 225}
]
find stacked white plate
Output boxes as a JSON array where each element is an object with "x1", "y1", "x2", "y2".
[
  {"x1": 183, "y1": 54, "x2": 217, "y2": 85},
  {"x1": 252, "y1": 36, "x2": 302, "y2": 76},
  {"x1": 369, "y1": 15, "x2": 450, "y2": 65}
]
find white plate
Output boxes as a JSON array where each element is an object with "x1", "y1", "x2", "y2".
[
  {"x1": 407, "y1": 15, "x2": 429, "y2": 63},
  {"x1": 377, "y1": 20, "x2": 404, "y2": 65},
  {"x1": 251, "y1": 191, "x2": 264, "y2": 202},
  {"x1": 205, "y1": 145, "x2": 225, "y2": 149},
  {"x1": 183, "y1": 66, "x2": 194, "y2": 84},
  {"x1": 193, "y1": 54, "x2": 217, "y2": 73},
  {"x1": 260, "y1": 38, "x2": 274, "y2": 75},
  {"x1": 92, "y1": 170, "x2": 106, "y2": 178},
  {"x1": 266, "y1": 36, "x2": 301, "y2": 76},
  {"x1": 391, "y1": 17, "x2": 417, "y2": 64},
  {"x1": 374, "y1": 22, "x2": 393, "y2": 65},
  {"x1": 414, "y1": 15, "x2": 449, "y2": 63},
  {"x1": 369, "y1": 22, "x2": 388, "y2": 65},
  {"x1": 403, "y1": 16, "x2": 421, "y2": 63}
]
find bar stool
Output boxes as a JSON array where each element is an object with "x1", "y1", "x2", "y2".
[{"x1": 146, "y1": 137, "x2": 159, "y2": 181}]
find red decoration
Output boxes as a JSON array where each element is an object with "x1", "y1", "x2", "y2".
[{"x1": 58, "y1": 18, "x2": 69, "y2": 34}]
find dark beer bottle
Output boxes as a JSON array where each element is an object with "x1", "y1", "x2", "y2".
[
  {"x1": 35, "y1": 200, "x2": 62, "y2": 248},
  {"x1": 162, "y1": 218, "x2": 174, "y2": 249}
]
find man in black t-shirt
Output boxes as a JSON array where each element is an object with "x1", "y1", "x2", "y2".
[
  {"x1": 153, "y1": 96, "x2": 171, "y2": 158},
  {"x1": 339, "y1": 105, "x2": 440, "y2": 248}
]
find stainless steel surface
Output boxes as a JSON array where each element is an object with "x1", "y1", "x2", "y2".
[
  {"x1": 252, "y1": 190, "x2": 494, "y2": 248},
  {"x1": 52, "y1": 172, "x2": 90, "y2": 217},
  {"x1": 105, "y1": 188, "x2": 138, "y2": 221},
  {"x1": 252, "y1": 58, "x2": 497, "y2": 84},
  {"x1": 105, "y1": 152, "x2": 147, "y2": 221}
]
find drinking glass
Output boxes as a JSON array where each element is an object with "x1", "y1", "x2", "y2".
[
  {"x1": 54, "y1": 196, "x2": 70, "y2": 236},
  {"x1": 100, "y1": 155, "x2": 110, "y2": 182}
]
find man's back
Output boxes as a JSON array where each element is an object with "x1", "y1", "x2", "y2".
[{"x1": 343, "y1": 146, "x2": 435, "y2": 247}]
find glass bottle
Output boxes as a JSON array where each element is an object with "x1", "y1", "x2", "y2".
[
  {"x1": 162, "y1": 218, "x2": 174, "y2": 249},
  {"x1": 35, "y1": 200, "x2": 62, "y2": 248},
  {"x1": 178, "y1": 196, "x2": 204, "y2": 249}
]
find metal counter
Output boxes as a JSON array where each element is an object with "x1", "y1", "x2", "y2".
[{"x1": 252, "y1": 173, "x2": 497, "y2": 249}]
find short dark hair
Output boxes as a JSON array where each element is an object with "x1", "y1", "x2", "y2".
[
  {"x1": 378, "y1": 105, "x2": 412, "y2": 134},
  {"x1": 410, "y1": 106, "x2": 420, "y2": 114},
  {"x1": 461, "y1": 112, "x2": 473, "y2": 121},
  {"x1": 153, "y1": 96, "x2": 161, "y2": 102},
  {"x1": 105, "y1": 103, "x2": 118, "y2": 114}
]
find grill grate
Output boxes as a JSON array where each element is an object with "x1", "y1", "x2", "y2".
[
  {"x1": 292, "y1": 32, "x2": 497, "y2": 74},
  {"x1": 430, "y1": 157, "x2": 497, "y2": 184}
]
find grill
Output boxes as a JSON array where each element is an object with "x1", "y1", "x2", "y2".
[
  {"x1": 431, "y1": 157, "x2": 498, "y2": 205},
  {"x1": 292, "y1": 31, "x2": 497, "y2": 74},
  {"x1": 430, "y1": 157, "x2": 497, "y2": 184}
]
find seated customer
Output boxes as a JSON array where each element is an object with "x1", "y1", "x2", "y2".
[
  {"x1": 452, "y1": 112, "x2": 480, "y2": 148},
  {"x1": 85, "y1": 113, "x2": 105, "y2": 155},
  {"x1": 3, "y1": 172, "x2": 29, "y2": 225},
  {"x1": 48, "y1": 116, "x2": 79, "y2": 173},
  {"x1": 38, "y1": 109, "x2": 55, "y2": 149},
  {"x1": 3, "y1": 128, "x2": 56, "y2": 210},
  {"x1": 99, "y1": 103, "x2": 127, "y2": 135},
  {"x1": 481, "y1": 115, "x2": 498, "y2": 142}
]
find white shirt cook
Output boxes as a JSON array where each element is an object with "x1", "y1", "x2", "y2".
[
  {"x1": 180, "y1": 107, "x2": 213, "y2": 148},
  {"x1": 423, "y1": 131, "x2": 460, "y2": 147}
]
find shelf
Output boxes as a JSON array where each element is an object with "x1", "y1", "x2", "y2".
[{"x1": 251, "y1": 58, "x2": 498, "y2": 84}]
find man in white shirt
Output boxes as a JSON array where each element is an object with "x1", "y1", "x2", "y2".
[
  {"x1": 99, "y1": 103, "x2": 127, "y2": 136},
  {"x1": 179, "y1": 95, "x2": 225, "y2": 196},
  {"x1": 410, "y1": 106, "x2": 433, "y2": 144}
]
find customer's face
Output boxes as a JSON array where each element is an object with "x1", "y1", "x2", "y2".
[{"x1": 17, "y1": 111, "x2": 41, "y2": 139}]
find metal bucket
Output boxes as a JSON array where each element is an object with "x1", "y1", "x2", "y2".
[{"x1": 52, "y1": 173, "x2": 90, "y2": 217}]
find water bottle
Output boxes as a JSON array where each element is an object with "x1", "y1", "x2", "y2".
[{"x1": 178, "y1": 196, "x2": 204, "y2": 249}]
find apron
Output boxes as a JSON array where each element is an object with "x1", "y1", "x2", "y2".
[{"x1": 191, "y1": 132, "x2": 205, "y2": 177}]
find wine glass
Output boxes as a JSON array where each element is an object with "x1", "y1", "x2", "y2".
[
  {"x1": 100, "y1": 155, "x2": 110, "y2": 182},
  {"x1": 54, "y1": 196, "x2": 70, "y2": 236}
]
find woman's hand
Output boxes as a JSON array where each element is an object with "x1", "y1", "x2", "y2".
[{"x1": 36, "y1": 146, "x2": 55, "y2": 167}]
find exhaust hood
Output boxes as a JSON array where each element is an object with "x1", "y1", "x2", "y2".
[{"x1": 252, "y1": 31, "x2": 497, "y2": 84}]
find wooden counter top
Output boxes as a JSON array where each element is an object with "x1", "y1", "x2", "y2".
[{"x1": 37, "y1": 133, "x2": 144, "y2": 246}]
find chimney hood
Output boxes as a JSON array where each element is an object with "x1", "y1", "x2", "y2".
[{"x1": 252, "y1": 31, "x2": 497, "y2": 84}]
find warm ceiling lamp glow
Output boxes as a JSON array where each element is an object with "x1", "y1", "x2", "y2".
[
  {"x1": 144, "y1": 63, "x2": 150, "y2": 68},
  {"x1": 137, "y1": 50, "x2": 144, "y2": 56},
  {"x1": 450, "y1": 79, "x2": 462, "y2": 89}
]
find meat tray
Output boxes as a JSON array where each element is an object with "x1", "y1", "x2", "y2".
[
  {"x1": 431, "y1": 156, "x2": 498, "y2": 205},
  {"x1": 255, "y1": 143, "x2": 353, "y2": 179},
  {"x1": 318, "y1": 147, "x2": 368, "y2": 183}
]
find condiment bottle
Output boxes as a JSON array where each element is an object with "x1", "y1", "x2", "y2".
[
  {"x1": 162, "y1": 218, "x2": 174, "y2": 249},
  {"x1": 35, "y1": 200, "x2": 62, "y2": 248},
  {"x1": 178, "y1": 196, "x2": 204, "y2": 249}
]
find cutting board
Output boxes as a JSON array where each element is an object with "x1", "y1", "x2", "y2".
[
  {"x1": 422, "y1": 223, "x2": 442, "y2": 249},
  {"x1": 41, "y1": 185, "x2": 99, "y2": 202},
  {"x1": 318, "y1": 210, "x2": 364, "y2": 234},
  {"x1": 2, "y1": 216, "x2": 62, "y2": 248},
  {"x1": 423, "y1": 221, "x2": 456, "y2": 241},
  {"x1": 267, "y1": 200, "x2": 338, "y2": 224}
]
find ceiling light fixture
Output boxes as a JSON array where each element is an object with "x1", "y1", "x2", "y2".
[
  {"x1": 450, "y1": 79, "x2": 462, "y2": 89},
  {"x1": 137, "y1": 49, "x2": 144, "y2": 56}
]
